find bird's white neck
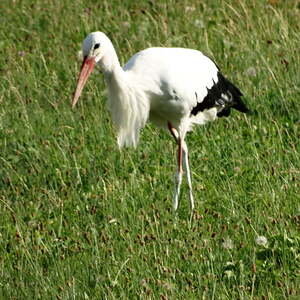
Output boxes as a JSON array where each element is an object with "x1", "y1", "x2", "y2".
[
  {"x1": 99, "y1": 47, "x2": 149, "y2": 148},
  {"x1": 98, "y1": 42, "x2": 122, "y2": 76}
]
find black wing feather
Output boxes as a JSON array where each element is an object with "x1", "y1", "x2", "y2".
[{"x1": 191, "y1": 72, "x2": 249, "y2": 117}]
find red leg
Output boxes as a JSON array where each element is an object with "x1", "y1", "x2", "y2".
[
  {"x1": 167, "y1": 122, "x2": 195, "y2": 211},
  {"x1": 167, "y1": 122, "x2": 183, "y2": 210},
  {"x1": 168, "y1": 121, "x2": 178, "y2": 141},
  {"x1": 167, "y1": 121, "x2": 182, "y2": 172}
]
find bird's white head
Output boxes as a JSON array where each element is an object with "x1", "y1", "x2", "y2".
[
  {"x1": 82, "y1": 31, "x2": 111, "y2": 63},
  {"x1": 72, "y1": 31, "x2": 114, "y2": 108}
]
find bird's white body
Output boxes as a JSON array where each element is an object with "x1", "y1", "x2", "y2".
[
  {"x1": 124, "y1": 47, "x2": 219, "y2": 129},
  {"x1": 72, "y1": 32, "x2": 249, "y2": 211},
  {"x1": 100, "y1": 45, "x2": 219, "y2": 148}
]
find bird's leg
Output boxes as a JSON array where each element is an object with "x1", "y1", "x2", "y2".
[
  {"x1": 168, "y1": 122, "x2": 194, "y2": 211},
  {"x1": 168, "y1": 122, "x2": 179, "y2": 140},
  {"x1": 168, "y1": 122, "x2": 183, "y2": 211},
  {"x1": 182, "y1": 141, "x2": 195, "y2": 210},
  {"x1": 173, "y1": 137, "x2": 183, "y2": 211}
]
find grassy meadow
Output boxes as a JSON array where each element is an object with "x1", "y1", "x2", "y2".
[{"x1": 1, "y1": 0, "x2": 300, "y2": 298}]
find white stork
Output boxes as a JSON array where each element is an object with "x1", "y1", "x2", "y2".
[{"x1": 72, "y1": 32, "x2": 249, "y2": 211}]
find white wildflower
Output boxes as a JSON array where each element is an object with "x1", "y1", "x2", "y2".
[
  {"x1": 222, "y1": 238, "x2": 234, "y2": 249},
  {"x1": 255, "y1": 236, "x2": 268, "y2": 246},
  {"x1": 185, "y1": 6, "x2": 196, "y2": 12},
  {"x1": 224, "y1": 270, "x2": 234, "y2": 278},
  {"x1": 122, "y1": 21, "x2": 130, "y2": 28},
  {"x1": 194, "y1": 19, "x2": 205, "y2": 29},
  {"x1": 77, "y1": 50, "x2": 83, "y2": 60},
  {"x1": 244, "y1": 67, "x2": 257, "y2": 77}
]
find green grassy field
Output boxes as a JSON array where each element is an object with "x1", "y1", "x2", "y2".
[{"x1": 1, "y1": 0, "x2": 300, "y2": 298}]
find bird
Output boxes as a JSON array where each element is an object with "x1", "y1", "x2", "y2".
[{"x1": 72, "y1": 31, "x2": 249, "y2": 211}]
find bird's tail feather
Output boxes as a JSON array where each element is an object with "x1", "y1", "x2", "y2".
[{"x1": 217, "y1": 74, "x2": 250, "y2": 117}]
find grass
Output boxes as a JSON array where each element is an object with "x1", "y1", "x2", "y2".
[{"x1": 1, "y1": 0, "x2": 300, "y2": 298}]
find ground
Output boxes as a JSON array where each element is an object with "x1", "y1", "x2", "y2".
[{"x1": 0, "y1": 0, "x2": 299, "y2": 298}]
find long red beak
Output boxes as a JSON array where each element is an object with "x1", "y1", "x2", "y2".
[{"x1": 72, "y1": 56, "x2": 96, "y2": 108}]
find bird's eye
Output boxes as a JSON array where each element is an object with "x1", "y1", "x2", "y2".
[{"x1": 94, "y1": 43, "x2": 100, "y2": 50}]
